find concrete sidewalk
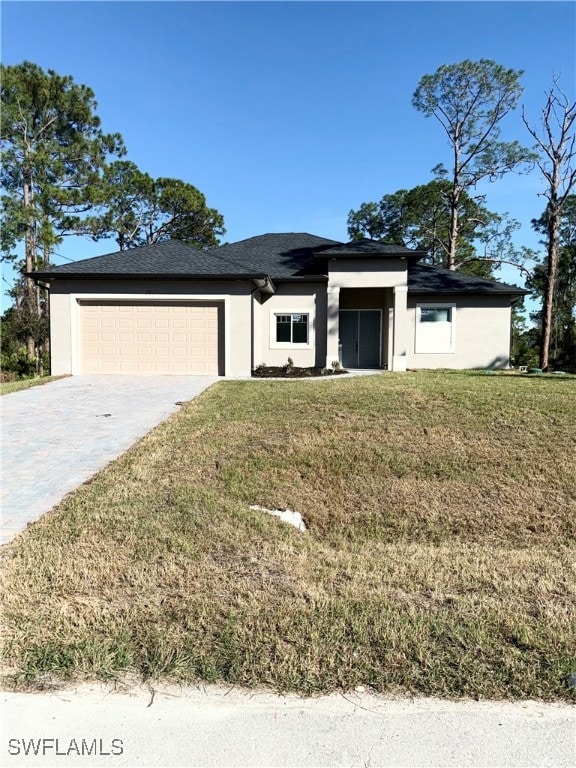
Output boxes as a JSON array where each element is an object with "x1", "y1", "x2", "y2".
[
  {"x1": 1, "y1": 683, "x2": 574, "y2": 767},
  {"x1": 1, "y1": 375, "x2": 218, "y2": 543}
]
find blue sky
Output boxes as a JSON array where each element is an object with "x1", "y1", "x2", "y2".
[{"x1": 1, "y1": 1, "x2": 575, "y2": 306}]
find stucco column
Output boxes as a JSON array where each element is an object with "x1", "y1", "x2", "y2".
[
  {"x1": 326, "y1": 285, "x2": 340, "y2": 368},
  {"x1": 392, "y1": 285, "x2": 408, "y2": 372}
]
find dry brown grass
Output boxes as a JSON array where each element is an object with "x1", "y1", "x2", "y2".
[{"x1": 1, "y1": 371, "x2": 575, "y2": 698}]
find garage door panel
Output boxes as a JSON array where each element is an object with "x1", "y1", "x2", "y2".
[{"x1": 80, "y1": 301, "x2": 221, "y2": 374}]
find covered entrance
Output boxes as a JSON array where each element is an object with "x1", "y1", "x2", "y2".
[{"x1": 339, "y1": 310, "x2": 381, "y2": 368}]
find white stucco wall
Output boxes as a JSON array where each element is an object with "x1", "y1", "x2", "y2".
[
  {"x1": 406, "y1": 294, "x2": 513, "y2": 369},
  {"x1": 48, "y1": 279, "x2": 253, "y2": 376},
  {"x1": 256, "y1": 282, "x2": 327, "y2": 368}
]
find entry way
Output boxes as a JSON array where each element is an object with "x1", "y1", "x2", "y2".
[{"x1": 339, "y1": 310, "x2": 381, "y2": 368}]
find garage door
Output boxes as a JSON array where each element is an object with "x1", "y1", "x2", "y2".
[{"x1": 80, "y1": 301, "x2": 220, "y2": 374}]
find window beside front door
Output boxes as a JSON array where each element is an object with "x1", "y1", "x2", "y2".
[
  {"x1": 276, "y1": 313, "x2": 308, "y2": 343},
  {"x1": 270, "y1": 311, "x2": 312, "y2": 348},
  {"x1": 415, "y1": 303, "x2": 455, "y2": 353}
]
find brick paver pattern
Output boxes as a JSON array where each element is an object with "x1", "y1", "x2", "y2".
[{"x1": 1, "y1": 375, "x2": 218, "y2": 544}]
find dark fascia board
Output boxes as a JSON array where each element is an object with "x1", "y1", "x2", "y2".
[
  {"x1": 271, "y1": 275, "x2": 328, "y2": 282},
  {"x1": 409, "y1": 287, "x2": 529, "y2": 295},
  {"x1": 26, "y1": 271, "x2": 270, "y2": 281},
  {"x1": 322, "y1": 252, "x2": 426, "y2": 261},
  {"x1": 28, "y1": 271, "x2": 524, "y2": 294}
]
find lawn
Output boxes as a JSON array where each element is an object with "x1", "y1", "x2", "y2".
[
  {"x1": 0, "y1": 376, "x2": 67, "y2": 395},
  {"x1": 1, "y1": 371, "x2": 575, "y2": 700}
]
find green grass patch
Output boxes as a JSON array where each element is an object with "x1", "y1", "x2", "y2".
[
  {"x1": 1, "y1": 371, "x2": 575, "y2": 699},
  {"x1": 0, "y1": 375, "x2": 67, "y2": 395}
]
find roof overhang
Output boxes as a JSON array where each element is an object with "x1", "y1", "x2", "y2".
[
  {"x1": 408, "y1": 288, "x2": 529, "y2": 296},
  {"x1": 271, "y1": 275, "x2": 328, "y2": 283},
  {"x1": 321, "y1": 252, "x2": 426, "y2": 261},
  {"x1": 26, "y1": 271, "x2": 271, "y2": 284},
  {"x1": 315, "y1": 240, "x2": 427, "y2": 261}
]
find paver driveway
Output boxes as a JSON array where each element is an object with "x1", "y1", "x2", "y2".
[{"x1": 1, "y1": 375, "x2": 219, "y2": 544}]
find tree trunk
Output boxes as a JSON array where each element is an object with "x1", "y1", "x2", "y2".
[
  {"x1": 35, "y1": 277, "x2": 42, "y2": 375},
  {"x1": 540, "y1": 207, "x2": 560, "y2": 370},
  {"x1": 23, "y1": 175, "x2": 38, "y2": 362},
  {"x1": 39, "y1": 245, "x2": 51, "y2": 376},
  {"x1": 447, "y1": 149, "x2": 460, "y2": 270},
  {"x1": 447, "y1": 188, "x2": 459, "y2": 270}
]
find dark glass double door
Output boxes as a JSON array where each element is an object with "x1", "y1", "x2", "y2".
[{"x1": 339, "y1": 310, "x2": 381, "y2": 368}]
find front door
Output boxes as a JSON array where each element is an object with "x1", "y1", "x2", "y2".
[{"x1": 339, "y1": 310, "x2": 381, "y2": 368}]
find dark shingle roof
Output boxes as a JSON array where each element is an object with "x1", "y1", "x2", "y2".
[
  {"x1": 30, "y1": 234, "x2": 527, "y2": 295},
  {"x1": 31, "y1": 234, "x2": 340, "y2": 280},
  {"x1": 408, "y1": 262, "x2": 527, "y2": 294},
  {"x1": 320, "y1": 238, "x2": 426, "y2": 259},
  {"x1": 31, "y1": 239, "x2": 264, "y2": 279},
  {"x1": 212, "y1": 233, "x2": 340, "y2": 278}
]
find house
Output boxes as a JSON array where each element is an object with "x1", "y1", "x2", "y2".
[{"x1": 31, "y1": 233, "x2": 527, "y2": 376}]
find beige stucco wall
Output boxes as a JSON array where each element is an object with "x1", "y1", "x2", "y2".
[
  {"x1": 327, "y1": 258, "x2": 408, "y2": 289},
  {"x1": 49, "y1": 278, "x2": 253, "y2": 376},
  {"x1": 48, "y1": 275, "x2": 514, "y2": 376},
  {"x1": 256, "y1": 282, "x2": 327, "y2": 368},
  {"x1": 406, "y1": 293, "x2": 513, "y2": 369},
  {"x1": 49, "y1": 291, "x2": 75, "y2": 377}
]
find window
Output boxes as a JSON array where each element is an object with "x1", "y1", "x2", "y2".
[
  {"x1": 269, "y1": 307, "x2": 314, "y2": 350},
  {"x1": 420, "y1": 307, "x2": 452, "y2": 323},
  {"x1": 276, "y1": 313, "x2": 308, "y2": 344},
  {"x1": 415, "y1": 303, "x2": 455, "y2": 353}
]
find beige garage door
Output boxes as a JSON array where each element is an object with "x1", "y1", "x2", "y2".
[{"x1": 80, "y1": 301, "x2": 220, "y2": 374}]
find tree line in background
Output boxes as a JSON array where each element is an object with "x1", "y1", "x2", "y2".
[
  {"x1": 1, "y1": 59, "x2": 575, "y2": 376},
  {"x1": 349, "y1": 60, "x2": 575, "y2": 371},
  {"x1": 0, "y1": 61, "x2": 225, "y2": 377}
]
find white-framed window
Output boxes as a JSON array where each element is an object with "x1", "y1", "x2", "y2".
[
  {"x1": 415, "y1": 303, "x2": 455, "y2": 353},
  {"x1": 269, "y1": 309, "x2": 313, "y2": 349}
]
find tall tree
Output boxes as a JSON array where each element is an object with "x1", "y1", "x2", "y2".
[
  {"x1": 0, "y1": 61, "x2": 124, "y2": 364},
  {"x1": 413, "y1": 59, "x2": 532, "y2": 270},
  {"x1": 347, "y1": 180, "x2": 524, "y2": 278},
  {"x1": 84, "y1": 161, "x2": 225, "y2": 250},
  {"x1": 527, "y1": 196, "x2": 576, "y2": 371},
  {"x1": 523, "y1": 82, "x2": 576, "y2": 370}
]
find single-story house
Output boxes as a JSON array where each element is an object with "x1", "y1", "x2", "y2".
[{"x1": 30, "y1": 233, "x2": 527, "y2": 376}]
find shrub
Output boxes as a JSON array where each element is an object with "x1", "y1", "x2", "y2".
[{"x1": 1, "y1": 349, "x2": 38, "y2": 379}]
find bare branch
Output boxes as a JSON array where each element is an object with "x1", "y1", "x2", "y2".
[{"x1": 455, "y1": 255, "x2": 533, "y2": 278}]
